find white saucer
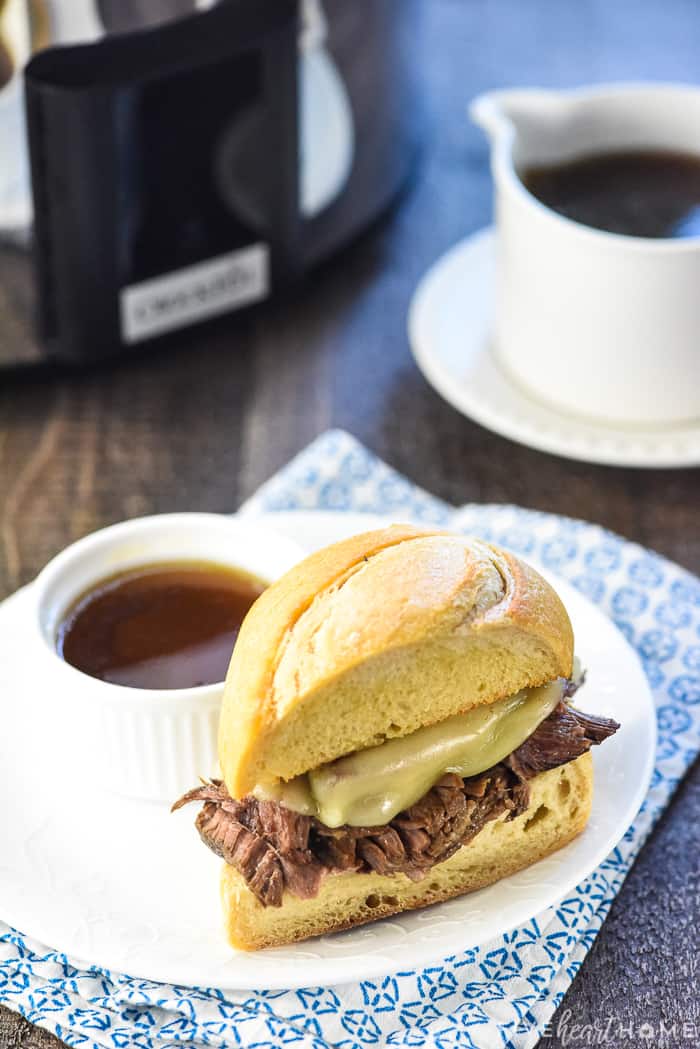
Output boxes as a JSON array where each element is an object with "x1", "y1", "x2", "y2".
[
  {"x1": 0, "y1": 511, "x2": 655, "y2": 990},
  {"x1": 408, "y1": 228, "x2": 700, "y2": 468}
]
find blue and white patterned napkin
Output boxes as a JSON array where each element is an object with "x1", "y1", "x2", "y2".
[{"x1": 2, "y1": 430, "x2": 699, "y2": 1049}]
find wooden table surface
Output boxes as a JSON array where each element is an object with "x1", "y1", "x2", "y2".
[{"x1": 2, "y1": 1, "x2": 699, "y2": 1046}]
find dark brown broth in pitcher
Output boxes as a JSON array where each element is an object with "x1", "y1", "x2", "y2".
[
  {"x1": 57, "y1": 561, "x2": 266, "y2": 689},
  {"x1": 521, "y1": 149, "x2": 700, "y2": 238}
]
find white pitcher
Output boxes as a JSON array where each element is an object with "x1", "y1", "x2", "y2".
[{"x1": 471, "y1": 83, "x2": 700, "y2": 427}]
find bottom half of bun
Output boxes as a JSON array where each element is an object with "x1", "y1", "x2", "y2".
[{"x1": 220, "y1": 752, "x2": 593, "y2": 951}]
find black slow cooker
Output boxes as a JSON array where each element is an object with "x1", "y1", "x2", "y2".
[{"x1": 23, "y1": 0, "x2": 422, "y2": 361}]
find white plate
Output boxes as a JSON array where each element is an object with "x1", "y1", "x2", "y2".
[
  {"x1": 408, "y1": 228, "x2": 700, "y2": 468},
  {"x1": 0, "y1": 511, "x2": 655, "y2": 990}
]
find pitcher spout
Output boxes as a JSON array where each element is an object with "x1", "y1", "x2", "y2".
[{"x1": 469, "y1": 88, "x2": 567, "y2": 147}]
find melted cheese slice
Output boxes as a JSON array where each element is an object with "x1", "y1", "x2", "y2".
[{"x1": 254, "y1": 679, "x2": 566, "y2": 828}]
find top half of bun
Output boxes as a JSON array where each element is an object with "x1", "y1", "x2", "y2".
[{"x1": 218, "y1": 525, "x2": 574, "y2": 799}]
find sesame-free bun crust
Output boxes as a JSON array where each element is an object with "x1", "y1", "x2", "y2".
[
  {"x1": 222, "y1": 753, "x2": 592, "y2": 950},
  {"x1": 219, "y1": 526, "x2": 574, "y2": 798}
]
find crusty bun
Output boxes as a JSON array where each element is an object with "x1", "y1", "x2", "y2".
[
  {"x1": 219, "y1": 526, "x2": 574, "y2": 799},
  {"x1": 221, "y1": 753, "x2": 591, "y2": 950}
]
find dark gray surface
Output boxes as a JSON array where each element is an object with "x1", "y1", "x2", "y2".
[{"x1": 1, "y1": 1, "x2": 699, "y2": 1046}]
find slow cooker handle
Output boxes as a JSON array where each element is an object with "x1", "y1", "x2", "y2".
[{"x1": 24, "y1": 0, "x2": 301, "y2": 362}]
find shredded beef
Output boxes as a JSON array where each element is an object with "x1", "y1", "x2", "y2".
[
  {"x1": 505, "y1": 702, "x2": 618, "y2": 780},
  {"x1": 173, "y1": 698, "x2": 619, "y2": 907},
  {"x1": 173, "y1": 784, "x2": 323, "y2": 907},
  {"x1": 193, "y1": 799, "x2": 285, "y2": 905}
]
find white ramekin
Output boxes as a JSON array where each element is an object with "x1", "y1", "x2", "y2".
[{"x1": 30, "y1": 513, "x2": 303, "y2": 803}]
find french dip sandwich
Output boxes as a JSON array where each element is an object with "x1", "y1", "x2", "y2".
[{"x1": 174, "y1": 525, "x2": 619, "y2": 950}]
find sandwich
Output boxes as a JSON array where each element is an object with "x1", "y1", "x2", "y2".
[{"x1": 173, "y1": 525, "x2": 619, "y2": 950}]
